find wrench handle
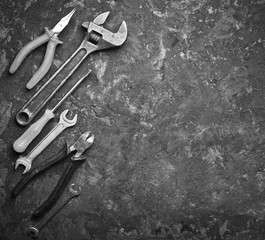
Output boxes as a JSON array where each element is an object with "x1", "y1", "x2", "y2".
[
  {"x1": 13, "y1": 109, "x2": 55, "y2": 153},
  {"x1": 16, "y1": 42, "x2": 91, "y2": 126},
  {"x1": 15, "y1": 110, "x2": 77, "y2": 174},
  {"x1": 11, "y1": 147, "x2": 68, "y2": 198},
  {"x1": 32, "y1": 159, "x2": 83, "y2": 218}
]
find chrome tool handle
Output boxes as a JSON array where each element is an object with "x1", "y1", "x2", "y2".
[{"x1": 15, "y1": 40, "x2": 94, "y2": 126}]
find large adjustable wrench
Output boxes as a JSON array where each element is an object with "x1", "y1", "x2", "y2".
[
  {"x1": 15, "y1": 109, "x2": 77, "y2": 174},
  {"x1": 16, "y1": 11, "x2": 128, "y2": 126}
]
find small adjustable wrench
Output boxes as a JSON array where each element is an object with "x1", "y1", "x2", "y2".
[
  {"x1": 15, "y1": 110, "x2": 77, "y2": 174},
  {"x1": 16, "y1": 11, "x2": 128, "y2": 126},
  {"x1": 27, "y1": 183, "x2": 81, "y2": 239}
]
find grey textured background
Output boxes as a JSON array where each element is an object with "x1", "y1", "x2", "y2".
[{"x1": 1, "y1": 0, "x2": 265, "y2": 239}]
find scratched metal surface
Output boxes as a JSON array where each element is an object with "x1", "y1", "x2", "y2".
[{"x1": 1, "y1": 0, "x2": 265, "y2": 239}]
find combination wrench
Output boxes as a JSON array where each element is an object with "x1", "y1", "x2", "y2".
[
  {"x1": 15, "y1": 109, "x2": 77, "y2": 174},
  {"x1": 27, "y1": 183, "x2": 81, "y2": 239},
  {"x1": 13, "y1": 70, "x2": 91, "y2": 153},
  {"x1": 16, "y1": 11, "x2": 128, "y2": 126}
]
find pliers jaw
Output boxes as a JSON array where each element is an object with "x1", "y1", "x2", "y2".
[
  {"x1": 68, "y1": 131, "x2": 94, "y2": 160},
  {"x1": 52, "y1": 8, "x2": 76, "y2": 35}
]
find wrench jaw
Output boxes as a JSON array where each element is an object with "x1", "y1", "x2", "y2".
[
  {"x1": 60, "y1": 109, "x2": 78, "y2": 126},
  {"x1": 93, "y1": 11, "x2": 110, "y2": 25},
  {"x1": 27, "y1": 227, "x2": 39, "y2": 239},
  {"x1": 15, "y1": 156, "x2": 31, "y2": 174},
  {"x1": 15, "y1": 110, "x2": 77, "y2": 175},
  {"x1": 112, "y1": 21, "x2": 128, "y2": 46},
  {"x1": 82, "y1": 11, "x2": 128, "y2": 51},
  {"x1": 68, "y1": 183, "x2": 81, "y2": 196}
]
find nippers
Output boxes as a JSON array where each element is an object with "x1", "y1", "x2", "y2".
[
  {"x1": 9, "y1": 9, "x2": 76, "y2": 89},
  {"x1": 11, "y1": 132, "x2": 94, "y2": 218}
]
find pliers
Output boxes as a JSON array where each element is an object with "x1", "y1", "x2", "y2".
[
  {"x1": 11, "y1": 132, "x2": 94, "y2": 218},
  {"x1": 9, "y1": 9, "x2": 76, "y2": 89}
]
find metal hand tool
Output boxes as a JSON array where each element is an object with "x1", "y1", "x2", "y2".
[
  {"x1": 11, "y1": 132, "x2": 92, "y2": 197},
  {"x1": 27, "y1": 183, "x2": 81, "y2": 239},
  {"x1": 13, "y1": 70, "x2": 91, "y2": 153},
  {"x1": 32, "y1": 132, "x2": 94, "y2": 218},
  {"x1": 15, "y1": 109, "x2": 77, "y2": 174},
  {"x1": 15, "y1": 11, "x2": 128, "y2": 126},
  {"x1": 9, "y1": 9, "x2": 76, "y2": 89}
]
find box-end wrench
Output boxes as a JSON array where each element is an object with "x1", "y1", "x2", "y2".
[
  {"x1": 15, "y1": 11, "x2": 128, "y2": 127},
  {"x1": 27, "y1": 183, "x2": 81, "y2": 239},
  {"x1": 13, "y1": 70, "x2": 91, "y2": 153},
  {"x1": 15, "y1": 109, "x2": 77, "y2": 174}
]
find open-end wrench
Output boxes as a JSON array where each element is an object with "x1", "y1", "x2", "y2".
[
  {"x1": 15, "y1": 109, "x2": 77, "y2": 174},
  {"x1": 16, "y1": 11, "x2": 128, "y2": 126},
  {"x1": 27, "y1": 183, "x2": 81, "y2": 239},
  {"x1": 13, "y1": 70, "x2": 91, "y2": 153},
  {"x1": 11, "y1": 132, "x2": 93, "y2": 198}
]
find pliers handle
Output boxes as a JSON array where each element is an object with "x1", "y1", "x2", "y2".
[
  {"x1": 9, "y1": 9, "x2": 75, "y2": 89},
  {"x1": 11, "y1": 146, "x2": 84, "y2": 218},
  {"x1": 11, "y1": 146, "x2": 68, "y2": 198},
  {"x1": 9, "y1": 28, "x2": 62, "y2": 89},
  {"x1": 11, "y1": 132, "x2": 94, "y2": 218},
  {"x1": 32, "y1": 156, "x2": 85, "y2": 218}
]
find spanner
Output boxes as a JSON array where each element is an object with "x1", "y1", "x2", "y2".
[
  {"x1": 13, "y1": 70, "x2": 91, "y2": 153},
  {"x1": 16, "y1": 11, "x2": 128, "y2": 126},
  {"x1": 15, "y1": 109, "x2": 77, "y2": 174},
  {"x1": 27, "y1": 183, "x2": 81, "y2": 239}
]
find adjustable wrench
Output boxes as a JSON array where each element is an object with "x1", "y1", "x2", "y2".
[
  {"x1": 16, "y1": 11, "x2": 128, "y2": 126},
  {"x1": 15, "y1": 109, "x2": 77, "y2": 174},
  {"x1": 27, "y1": 183, "x2": 81, "y2": 239}
]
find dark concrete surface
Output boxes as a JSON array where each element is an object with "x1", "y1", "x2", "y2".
[{"x1": 1, "y1": 0, "x2": 265, "y2": 239}]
